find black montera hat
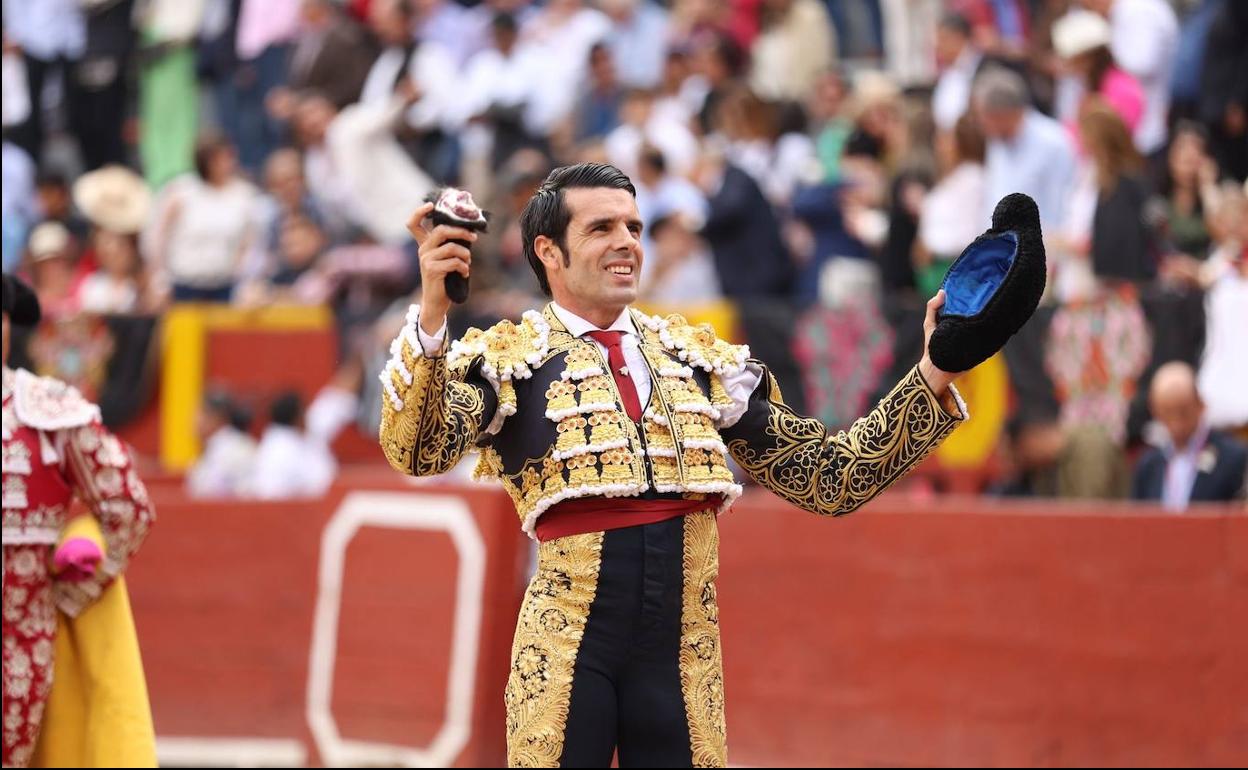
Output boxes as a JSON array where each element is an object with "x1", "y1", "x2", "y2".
[
  {"x1": 928, "y1": 192, "x2": 1046, "y2": 373},
  {"x1": 1, "y1": 274, "x2": 42, "y2": 327}
]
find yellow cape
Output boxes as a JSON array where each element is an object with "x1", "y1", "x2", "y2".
[{"x1": 30, "y1": 515, "x2": 157, "y2": 768}]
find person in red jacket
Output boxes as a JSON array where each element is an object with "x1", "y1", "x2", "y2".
[{"x1": 1, "y1": 274, "x2": 155, "y2": 767}]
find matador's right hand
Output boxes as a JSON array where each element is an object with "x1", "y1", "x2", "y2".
[{"x1": 406, "y1": 202, "x2": 478, "y2": 335}]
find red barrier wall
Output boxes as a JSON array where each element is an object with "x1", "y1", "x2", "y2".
[{"x1": 126, "y1": 474, "x2": 1247, "y2": 766}]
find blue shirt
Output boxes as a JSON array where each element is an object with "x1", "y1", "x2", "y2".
[{"x1": 984, "y1": 110, "x2": 1077, "y2": 233}]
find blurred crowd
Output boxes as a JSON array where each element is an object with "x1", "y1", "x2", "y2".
[{"x1": 2, "y1": 0, "x2": 1245, "y2": 506}]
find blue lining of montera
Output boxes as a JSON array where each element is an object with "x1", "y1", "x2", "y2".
[{"x1": 940, "y1": 231, "x2": 1019, "y2": 318}]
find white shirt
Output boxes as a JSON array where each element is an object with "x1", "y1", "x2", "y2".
[
  {"x1": 932, "y1": 47, "x2": 982, "y2": 132},
  {"x1": 322, "y1": 98, "x2": 437, "y2": 244},
  {"x1": 604, "y1": 1, "x2": 670, "y2": 89},
  {"x1": 359, "y1": 43, "x2": 461, "y2": 132},
  {"x1": 187, "y1": 426, "x2": 258, "y2": 499},
  {"x1": 249, "y1": 424, "x2": 336, "y2": 500},
  {"x1": 919, "y1": 162, "x2": 985, "y2": 257},
  {"x1": 165, "y1": 176, "x2": 260, "y2": 287},
  {"x1": 1109, "y1": 0, "x2": 1178, "y2": 154},
  {"x1": 1198, "y1": 264, "x2": 1248, "y2": 429},
  {"x1": 1160, "y1": 423, "x2": 1210, "y2": 512},
  {"x1": 416, "y1": 302, "x2": 762, "y2": 432},
  {"x1": 2, "y1": 0, "x2": 84, "y2": 60},
  {"x1": 453, "y1": 45, "x2": 544, "y2": 130}
]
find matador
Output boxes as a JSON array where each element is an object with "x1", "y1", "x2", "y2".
[{"x1": 380, "y1": 164, "x2": 981, "y2": 767}]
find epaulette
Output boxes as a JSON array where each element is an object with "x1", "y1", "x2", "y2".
[
  {"x1": 446, "y1": 309, "x2": 553, "y2": 382},
  {"x1": 633, "y1": 311, "x2": 749, "y2": 377},
  {"x1": 12, "y1": 368, "x2": 101, "y2": 431}
]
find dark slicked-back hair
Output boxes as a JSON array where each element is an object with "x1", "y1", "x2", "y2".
[{"x1": 519, "y1": 163, "x2": 636, "y2": 296}]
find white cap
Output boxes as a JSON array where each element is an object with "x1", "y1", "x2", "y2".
[
  {"x1": 28, "y1": 221, "x2": 71, "y2": 261},
  {"x1": 1053, "y1": 9, "x2": 1112, "y2": 60}
]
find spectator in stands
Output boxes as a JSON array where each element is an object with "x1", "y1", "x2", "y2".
[
  {"x1": 689, "y1": 31, "x2": 748, "y2": 136},
  {"x1": 1082, "y1": 0, "x2": 1178, "y2": 157},
  {"x1": 78, "y1": 230, "x2": 144, "y2": 315},
  {"x1": 3, "y1": 0, "x2": 85, "y2": 165},
  {"x1": 361, "y1": 0, "x2": 461, "y2": 182},
  {"x1": 917, "y1": 113, "x2": 987, "y2": 299},
  {"x1": 250, "y1": 390, "x2": 336, "y2": 499},
  {"x1": 415, "y1": 0, "x2": 477, "y2": 70},
  {"x1": 1078, "y1": 100, "x2": 1156, "y2": 287},
  {"x1": 600, "y1": 0, "x2": 670, "y2": 91},
  {"x1": 807, "y1": 67, "x2": 852, "y2": 183},
  {"x1": 714, "y1": 86, "x2": 816, "y2": 208},
  {"x1": 1, "y1": 143, "x2": 37, "y2": 273},
  {"x1": 25, "y1": 222, "x2": 81, "y2": 321},
  {"x1": 931, "y1": 11, "x2": 983, "y2": 134},
  {"x1": 1132, "y1": 361, "x2": 1247, "y2": 509},
  {"x1": 631, "y1": 144, "x2": 706, "y2": 247},
  {"x1": 639, "y1": 211, "x2": 720, "y2": 304},
  {"x1": 749, "y1": 0, "x2": 836, "y2": 102},
  {"x1": 280, "y1": 0, "x2": 379, "y2": 110},
  {"x1": 1046, "y1": 102, "x2": 1153, "y2": 449},
  {"x1": 268, "y1": 214, "x2": 330, "y2": 299},
  {"x1": 695, "y1": 149, "x2": 794, "y2": 300},
  {"x1": 1197, "y1": 0, "x2": 1248, "y2": 182},
  {"x1": 974, "y1": 66, "x2": 1076, "y2": 233},
  {"x1": 255, "y1": 147, "x2": 330, "y2": 275},
  {"x1": 293, "y1": 88, "x2": 436, "y2": 245},
  {"x1": 1196, "y1": 182, "x2": 1248, "y2": 432},
  {"x1": 187, "y1": 391, "x2": 258, "y2": 499},
  {"x1": 1153, "y1": 121, "x2": 1218, "y2": 264},
  {"x1": 34, "y1": 171, "x2": 89, "y2": 243},
  {"x1": 993, "y1": 414, "x2": 1129, "y2": 499},
  {"x1": 575, "y1": 43, "x2": 625, "y2": 143},
  {"x1": 155, "y1": 135, "x2": 259, "y2": 303},
  {"x1": 1051, "y1": 9, "x2": 1144, "y2": 140}
]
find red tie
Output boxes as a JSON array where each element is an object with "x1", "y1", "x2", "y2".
[{"x1": 585, "y1": 329, "x2": 642, "y2": 422}]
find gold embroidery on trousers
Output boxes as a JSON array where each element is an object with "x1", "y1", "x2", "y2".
[
  {"x1": 505, "y1": 531, "x2": 605, "y2": 768},
  {"x1": 680, "y1": 510, "x2": 727, "y2": 768}
]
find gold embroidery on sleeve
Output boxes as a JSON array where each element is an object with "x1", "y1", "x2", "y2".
[{"x1": 727, "y1": 366, "x2": 961, "y2": 516}]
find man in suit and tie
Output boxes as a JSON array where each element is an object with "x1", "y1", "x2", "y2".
[{"x1": 1132, "y1": 361, "x2": 1247, "y2": 509}]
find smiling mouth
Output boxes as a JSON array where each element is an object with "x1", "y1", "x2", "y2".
[{"x1": 606, "y1": 265, "x2": 634, "y2": 276}]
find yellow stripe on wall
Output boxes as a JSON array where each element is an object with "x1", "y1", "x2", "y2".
[{"x1": 159, "y1": 304, "x2": 333, "y2": 470}]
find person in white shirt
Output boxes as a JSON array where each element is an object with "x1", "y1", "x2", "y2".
[
  {"x1": 600, "y1": 0, "x2": 670, "y2": 90},
  {"x1": 931, "y1": 11, "x2": 983, "y2": 134},
  {"x1": 918, "y1": 113, "x2": 986, "y2": 297},
  {"x1": 359, "y1": 0, "x2": 461, "y2": 135},
  {"x1": 249, "y1": 391, "x2": 336, "y2": 500},
  {"x1": 294, "y1": 91, "x2": 436, "y2": 245},
  {"x1": 1082, "y1": 0, "x2": 1178, "y2": 156},
  {"x1": 2, "y1": 0, "x2": 84, "y2": 161},
  {"x1": 973, "y1": 67, "x2": 1076, "y2": 234},
  {"x1": 187, "y1": 392, "x2": 258, "y2": 499},
  {"x1": 639, "y1": 210, "x2": 721, "y2": 304},
  {"x1": 156, "y1": 136, "x2": 260, "y2": 303}
]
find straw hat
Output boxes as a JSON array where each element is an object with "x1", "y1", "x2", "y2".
[
  {"x1": 1052, "y1": 9, "x2": 1112, "y2": 60},
  {"x1": 72, "y1": 165, "x2": 152, "y2": 235}
]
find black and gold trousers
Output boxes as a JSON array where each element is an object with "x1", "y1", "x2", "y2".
[{"x1": 504, "y1": 511, "x2": 725, "y2": 768}]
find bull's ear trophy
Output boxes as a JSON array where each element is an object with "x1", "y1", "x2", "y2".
[{"x1": 425, "y1": 187, "x2": 491, "y2": 304}]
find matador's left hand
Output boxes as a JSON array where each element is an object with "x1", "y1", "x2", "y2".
[{"x1": 919, "y1": 290, "x2": 963, "y2": 394}]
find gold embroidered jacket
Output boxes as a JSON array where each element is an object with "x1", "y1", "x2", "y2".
[{"x1": 379, "y1": 304, "x2": 965, "y2": 535}]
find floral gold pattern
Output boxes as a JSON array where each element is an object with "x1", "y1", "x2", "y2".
[
  {"x1": 726, "y1": 366, "x2": 963, "y2": 516},
  {"x1": 679, "y1": 510, "x2": 727, "y2": 768},
  {"x1": 505, "y1": 531, "x2": 605, "y2": 768}
]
